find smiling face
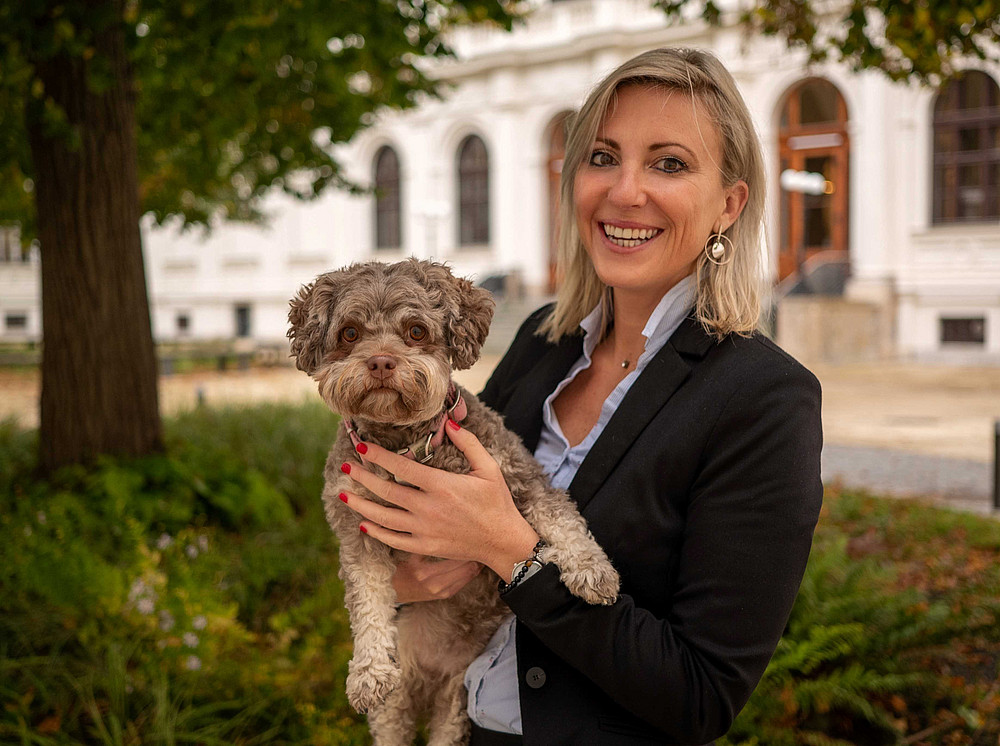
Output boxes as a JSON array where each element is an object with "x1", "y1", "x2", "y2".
[{"x1": 573, "y1": 83, "x2": 748, "y2": 311}]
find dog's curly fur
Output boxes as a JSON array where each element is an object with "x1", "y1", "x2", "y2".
[{"x1": 288, "y1": 259, "x2": 619, "y2": 746}]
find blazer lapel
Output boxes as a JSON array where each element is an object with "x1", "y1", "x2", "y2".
[
  {"x1": 502, "y1": 332, "x2": 583, "y2": 453},
  {"x1": 569, "y1": 316, "x2": 714, "y2": 514}
]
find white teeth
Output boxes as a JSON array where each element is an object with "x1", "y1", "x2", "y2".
[{"x1": 602, "y1": 223, "x2": 660, "y2": 246}]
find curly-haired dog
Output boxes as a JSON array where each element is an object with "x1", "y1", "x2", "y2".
[{"x1": 288, "y1": 259, "x2": 619, "y2": 745}]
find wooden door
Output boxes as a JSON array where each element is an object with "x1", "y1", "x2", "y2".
[{"x1": 778, "y1": 79, "x2": 850, "y2": 281}]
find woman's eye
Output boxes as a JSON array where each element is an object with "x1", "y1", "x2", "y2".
[
  {"x1": 408, "y1": 325, "x2": 427, "y2": 342},
  {"x1": 340, "y1": 327, "x2": 359, "y2": 343},
  {"x1": 655, "y1": 156, "x2": 687, "y2": 173},
  {"x1": 588, "y1": 150, "x2": 616, "y2": 167}
]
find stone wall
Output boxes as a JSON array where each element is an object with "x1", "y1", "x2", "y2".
[{"x1": 775, "y1": 296, "x2": 892, "y2": 365}]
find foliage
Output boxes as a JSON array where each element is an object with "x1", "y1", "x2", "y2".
[
  {"x1": 3, "y1": 0, "x2": 994, "y2": 240},
  {"x1": 0, "y1": 0, "x2": 524, "y2": 238},
  {"x1": 0, "y1": 401, "x2": 362, "y2": 745},
  {"x1": 655, "y1": 0, "x2": 1000, "y2": 84},
  {"x1": 720, "y1": 488, "x2": 1000, "y2": 746},
  {"x1": 3, "y1": 405, "x2": 1000, "y2": 743}
]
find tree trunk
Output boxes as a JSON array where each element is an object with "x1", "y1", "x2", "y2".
[{"x1": 27, "y1": 2, "x2": 162, "y2": 472}]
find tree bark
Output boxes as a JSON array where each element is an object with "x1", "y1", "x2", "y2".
[{"x1": 27, "y1": 1, "x2": 162, "y2": 472}]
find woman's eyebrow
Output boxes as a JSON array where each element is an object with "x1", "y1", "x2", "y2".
[
  {"x1": 595, "y1": 136, "x2": 696, "y2": 158},
  {"x1": 648, "y1": 141, "x2": 696, "y2": 158}
]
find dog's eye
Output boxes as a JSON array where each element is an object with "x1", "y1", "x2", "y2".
[
  {"x1": 340, "y1": 327, "x2": 359, "y2": 343},
  {"x1": 408, "y1": 325, "x2": 427, "y2": 342}
]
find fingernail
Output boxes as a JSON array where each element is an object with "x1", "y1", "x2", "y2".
[
  {"x1": 341, "y1": 462, "x2": 351, "y2": 474},
  {"x1": 355, "y1": 442, "x2": 368, "y2": 455},
  {"x1": 447, "y1": 418, "x2": 460, "y2": 431},
  {"x1": 339, "y1": 492, "x2": 348, "y2": 503},
  {"x1": 359, "y1": 524, "x2": 368, "y2": 534}
]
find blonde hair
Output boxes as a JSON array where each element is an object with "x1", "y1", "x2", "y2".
[{"x1": 539, "y1": 47, "x2": 767, "y2": 342}]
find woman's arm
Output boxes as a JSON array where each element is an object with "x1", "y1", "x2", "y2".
[{"x1": 503, "y1": 363, "x2": 823, "y2": 744}]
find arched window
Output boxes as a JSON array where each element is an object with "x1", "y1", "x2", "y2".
[
  {"x1": 457, "y1": 135, "x2": 490, "y2": 246},
  {"x1": 933, "y1": 71, "x2": 1000, "y2": 224},
  {"x1": 373, "y1": 146, "x2": 402, "y2": 250}
]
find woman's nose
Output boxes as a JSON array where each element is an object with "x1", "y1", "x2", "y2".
[{"x1": 606, "y1": 165, "x2": 647, "y2": 208}]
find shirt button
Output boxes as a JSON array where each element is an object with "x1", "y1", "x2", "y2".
[{"x1": 525, "y1": 666, "x2": 547, "y2": 689}]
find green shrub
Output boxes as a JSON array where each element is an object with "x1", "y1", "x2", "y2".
[
  {"x1": 166, "y1": 401, "x2": 339, "y2": 516},
  {"x1": 0, "y1": 403, "x2": 366, "y2": 745},
  {"x1": 3, "y1": 404, "x2": 998, "y2": 745},
  {"x1": 721, "y1": 490, "x2": 1000, "y2": 746}
]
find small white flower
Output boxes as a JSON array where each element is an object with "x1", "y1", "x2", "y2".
[
  {"x1": 197, "y1": 535, "x2": 209, "y2": 551},
  {"x1": 192, "y1": 615, "x2": 207, "y2": 630},
  {"x1": 36, "y1": 511, "x2": 47, "y2": 525},
  {"x1": 23, "y1": 526, "x2": 32, "y2": 537},
  {"x1": 183, "y1": 632, "x2": 199, "y2": 648},
  {"x1": 137, "y1": 598, "x2": 155, "y2": 615},
  {"x1": 184, "y1": 655, "x2": 202, "y2": 671},
  {"x1": 185, "y1": 544, "x2": 199, "y2": 559},
  {"x1": 128, "y1": 579, "x2": 148, "y2": 602},
  {"x1": 156, "y1": 533, "x2": 173, "y2": 550},
  {"x1": 158, "y1": 610, "x2": 175, "y2": 632}
]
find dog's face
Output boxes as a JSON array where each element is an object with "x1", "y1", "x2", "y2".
[{"x1": 287, "y1": 259, "x2": 494, "y2": 425}]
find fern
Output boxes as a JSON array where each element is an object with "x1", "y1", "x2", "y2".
[{"x1": 723, "y1": 523, "x2": 960, "y2": 745}]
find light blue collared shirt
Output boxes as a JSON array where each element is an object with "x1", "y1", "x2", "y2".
[{"x1": 464, "y1": 276, "x2": 696, "y2": 733}]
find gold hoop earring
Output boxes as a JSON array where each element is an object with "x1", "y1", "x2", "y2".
[{"x1": 704, "y1": 231, "x2": 734, "y2": 266}]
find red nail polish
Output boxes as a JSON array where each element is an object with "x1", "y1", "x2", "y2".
[
  {"x1": 341, "y1": 462, "x2": 351, "y2": 474},
  {"x1": 359, "y1": 525, "x2": 368, "y2": 534},
  {"x1": 447, "y1": 418, "x2": 460, "y2": 431},
  {"x1": 356, "y1": 442, "x2": 368, "y2": 455},
  {"x1": 339, "y1": 493, "x2": 348, "y2": 503}
]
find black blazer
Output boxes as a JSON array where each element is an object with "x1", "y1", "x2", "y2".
[{"x1": 478, "y1": 307, "x2": 823, "y2": 746}]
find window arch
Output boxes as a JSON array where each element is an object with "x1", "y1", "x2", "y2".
[
  {"x1": 457, "y1": 134, "x2": 490, "y2": 246},
  {"x1": 933, "y1": 70, "x2": 1000, "y2": 224},
  {"x1": 373, "y1": 145, "x2": 402, "y2": 250}
]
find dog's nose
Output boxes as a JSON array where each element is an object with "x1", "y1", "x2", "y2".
[{"x1": 366, "y1": 355, "x2": 397, "y2": 380}]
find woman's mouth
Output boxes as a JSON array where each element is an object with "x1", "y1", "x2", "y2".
[{"x1": 601, "y1": 222, "x2": 662, "y2": 249}]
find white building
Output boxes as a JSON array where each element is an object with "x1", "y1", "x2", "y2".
[{"x1": 3, "y1": 0, "x2": 999, "y2": 362}]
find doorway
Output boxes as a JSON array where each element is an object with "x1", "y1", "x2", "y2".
[{"x1": 777, "y1": 79, "x2": 850, "y2": 281}]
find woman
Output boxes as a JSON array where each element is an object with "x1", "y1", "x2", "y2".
[{"x1": 341, "y1": 47, "x2": 823, "y2": 745}]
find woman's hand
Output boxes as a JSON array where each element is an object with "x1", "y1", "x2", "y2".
[
  {"x1": 393, "y1": 555, "x2": 483, "y2": 604},
  {"x1": 338, "y1": 419, "x2": 540, "y2": 581}
]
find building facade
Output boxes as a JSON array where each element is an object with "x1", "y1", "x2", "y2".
[{"x1": 2, "y1": 0, "x2": 999, "y2": 362}]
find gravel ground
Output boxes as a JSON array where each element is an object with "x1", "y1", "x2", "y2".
[{"x1": 3, "y1": 357, "x2": 998, "y2": 513}]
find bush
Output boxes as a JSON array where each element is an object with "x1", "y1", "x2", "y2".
[
  {"x1": 720, "y1": 489, "x2": 1000, "y2": 746},
  {"x1": 0, "y1": 402, "x2": 367, "y2": 745},
  {"x1": 2, "y1": 405, "x2": 998, "y2": 744}
]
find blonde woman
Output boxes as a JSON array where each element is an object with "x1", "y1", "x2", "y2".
[{"x1": 343, "y1": 47, "x2": 823, "y2": 745}]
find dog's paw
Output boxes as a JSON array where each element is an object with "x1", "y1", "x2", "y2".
[
  {"x1": 562, "y1": 560, "x2": 620, "y2": 606},
  {"x1": 346, "y1": 658, "x2": 401, "y2": 714}
]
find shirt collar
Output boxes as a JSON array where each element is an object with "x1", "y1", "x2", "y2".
[{"x1": 578, "y1": 274, "x2": 696, "y2": 360}]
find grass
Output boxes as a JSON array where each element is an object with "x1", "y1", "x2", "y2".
[{"x1": 1, "y1": 402, "x2": 998, "y2": 744}]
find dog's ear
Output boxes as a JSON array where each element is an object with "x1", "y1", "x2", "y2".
[
  {"x1": 287, "y1": 275, "x2": 339, "y2": 374},
  {"x1": 416, "y1": 260, "x2": 495, "y2": 370}
]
